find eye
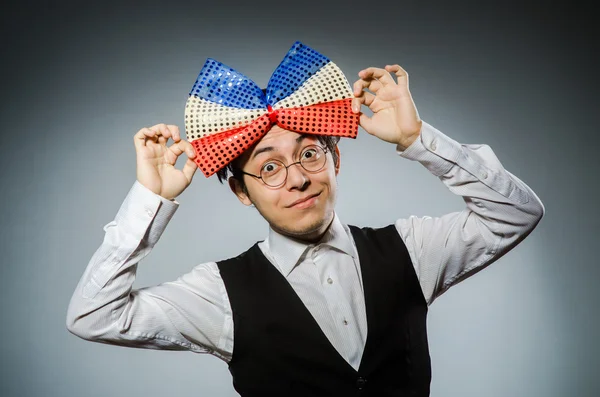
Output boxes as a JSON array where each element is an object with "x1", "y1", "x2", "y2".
[
  {"x1": 261, "y1": 161, "x2": 282, "y2": 175},
  {"x1": 301, "y1": 147, "x2": 319, "y2": 161}
]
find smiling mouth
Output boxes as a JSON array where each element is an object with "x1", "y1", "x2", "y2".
[{"x1": 288, "y1": 192, "x2": 321, "y2": 208}]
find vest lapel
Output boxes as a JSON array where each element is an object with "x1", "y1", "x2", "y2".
[
  {"x1": 249, "y1": 224, "x2": 387, "y2": 375},
  {"x1": 252, "y1": 243, "x2": 359, "y2": 375},
  {"x1": 349, "y1": 225, "x2": 384, "y2": 373}
]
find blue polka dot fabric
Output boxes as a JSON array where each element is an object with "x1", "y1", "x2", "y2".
[
  {"x1": 189, "y1": 41, "x2": 331, "y2": 109},
  {"x1": 265, "y1": 41, "x2": 330, "y2": 105},
  {"x1": 189, "y1": 59, "x2": 267, "y2": 109}
]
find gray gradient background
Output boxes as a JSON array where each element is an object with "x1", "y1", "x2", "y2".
[{"x1": 1, "y1": 1, "x2": 598, "y2": 396}]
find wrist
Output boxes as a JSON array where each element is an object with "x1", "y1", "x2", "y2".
[
  {"x1": 396, "y1": 133, "x2": 420, "y2": 151},
  {"x1": 396, "y1": 120, "x2": 423, "y2": 150}
]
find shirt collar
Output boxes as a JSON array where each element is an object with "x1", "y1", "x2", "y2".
[{"x1": 265, "y1": 212, "x2": 356, "y2": 278}]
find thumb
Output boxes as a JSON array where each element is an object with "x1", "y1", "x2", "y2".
[
  {"x1": 182, "y1": 157, "x2": 198, "y2": 183},
  {"x1": 359, "y1": 113, "x2": 376, "y2": 135}
]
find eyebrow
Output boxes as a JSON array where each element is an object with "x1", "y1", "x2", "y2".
[{"x1": 250, "y1": 134, "x2": 309, "y2": 161}]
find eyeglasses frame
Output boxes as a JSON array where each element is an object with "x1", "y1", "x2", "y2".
[{"x1": 240, "y1": 144, "x2": 330, "y2": 188}]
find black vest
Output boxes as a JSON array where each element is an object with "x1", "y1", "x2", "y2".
[{"x1": 217, "y1": 224, "x2": 431, "y2": 397}]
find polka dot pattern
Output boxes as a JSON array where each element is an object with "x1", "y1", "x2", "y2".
[
  {"x1": 189, "y1": 58, "x2": 267, "y2": 109},
  {"x1": 185, "y1": 97, "x2": 267, "y2": 140},
  {"x1": 276, "y1": 99, "x2": 358, "y2": 138},
  {"x1": 185, "y1": 41, "x2": 360, "y2": 178},
  {"x1": 273, "y1": 62, "x2": 353, "y2": 110},
  {"x1": 191, "y1": 114, "x2": 272, "y2": 177},
  {"x1": 266, "y1": 41, "x2": 330, "y2": 105}
]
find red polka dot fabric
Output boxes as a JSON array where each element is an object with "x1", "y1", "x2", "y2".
[
  {"x1": 276, "y1": 99, "x2": 358, "y2": 138},
  {"x1": 192, "y1": 114, "x2": 272, "y2": 177}
]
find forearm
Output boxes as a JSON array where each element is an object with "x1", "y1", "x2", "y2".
[
  {"x1": 396, "y1": 121, "x2": 545, "y2": 304},
  {"x1": 430, "y1": 158, "x2": 543, "y2": 297},
  {"x1": 398, "y1": 121, "x2": 544, "y2": 225},
  {"x1": 66, "y1": 181, "x2": 178, "y2": 343}
]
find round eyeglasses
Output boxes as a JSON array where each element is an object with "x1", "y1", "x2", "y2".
[{"x1": 241, "y1": 144, "x2": 329, "y2": 188}]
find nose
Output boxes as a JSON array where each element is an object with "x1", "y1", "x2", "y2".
[{"x1": 285, "y1": 162, "x2": 310, "y2": 190}]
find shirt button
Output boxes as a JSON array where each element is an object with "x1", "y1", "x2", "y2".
[
  {"x1": 327, "y1": 277, "x2": 333, "y2": 284},
  {"x1": 343, "y1": 319, "x2": 348, "y2": 325},
  {"x1": 480, "y1": 170, "x2": 488, "y2": 179},
  {"x1": 146, "y1": 209, "x2": 154, "y2": 217},
  {"x1": 356, "y1": 377, "x2": 367, "y2": 390},
  {"x1": 430, "y1": 140, "x2": 437, "y2": 151}
]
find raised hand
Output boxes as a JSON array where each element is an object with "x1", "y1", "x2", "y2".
[
  {"x1": 351, "y1": 65, "x2": 422, "y2": 150},
  {"x1": 134, "y1": 123, "x2": 198, "y2": 200}
]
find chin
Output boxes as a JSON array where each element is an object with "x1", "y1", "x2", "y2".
[
  {"x1": 281, "y1": 208, "x2": 332, "y2": 237},
  {"x1": 253, "y1": 193, "x2": 335, "y2": 239}
]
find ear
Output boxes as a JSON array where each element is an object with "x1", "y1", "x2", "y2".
[
  {"x1": 228, "y1": 177, "x2": 253, "y2": 206},
  {"x1": 334, "y1": 145, "x2": 341, "y2": 176}
]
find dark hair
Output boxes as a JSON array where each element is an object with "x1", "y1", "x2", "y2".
[{"x1": 216, "y1": 88, "x2": 341, "y2": 191}]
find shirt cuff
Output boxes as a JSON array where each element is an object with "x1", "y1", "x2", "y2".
[
  {"x1": 396, "y1": 121, "x2": 463, "y2": 177},
  {"x1": 113, "y1": 180, "x2": 180, "y2": 246}
]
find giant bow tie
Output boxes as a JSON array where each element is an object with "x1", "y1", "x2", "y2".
[{"x1": 185, "y1": 41, "x2": 360, "y2": 177}]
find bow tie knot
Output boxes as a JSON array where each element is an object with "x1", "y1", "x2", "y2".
[{"x1": 267, "y1": 104, "x2": 279, "y2": 124}]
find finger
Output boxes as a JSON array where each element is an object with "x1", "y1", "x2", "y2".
[
  {"x1": 359, "y1": 113, "x2": 375, "y2": 134},
  {"x1": 134, "y1": 127, "x2": 161, "y2": 150},
  {"x1": 166, "y1": 124, "x2": 181, "y2": 142},
  {"x1": 183, "y1": 141, "x2": 196, "y2": 158},
  {"x1": 352, "y1": 92, "x2": 376, "y2": 113},
  {"x1": 169, "y1": 140, "x2": 196, "y2": 159},
  {"x1": 149, "y1": 123, "x2": 171, "y2": 137},
  {"x1": 358, "y1": 67, "x2": 396, "y2": 86},
  {"x1": 182, "y1": 157, "x2": 198, "y2": 182},
  {"x1": 133, "y1": 128, "x2": 147, "y2": 150},
  {"x1": 353, "y1": 78, "x2": 383, "y2": 96},
  {"x1": 385, "y1": 64, "x2": 409, "y2": 87},
  {"x1": 149, "y1": 123, "x2": 172, "y2": 145},
  {"x1": 169, "y1": 140, "x2": 198, "y2": 182}
]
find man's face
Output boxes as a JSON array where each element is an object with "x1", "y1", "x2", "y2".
[{"x1": 229, "y1": 125, "x2": 340, "y2": 241}]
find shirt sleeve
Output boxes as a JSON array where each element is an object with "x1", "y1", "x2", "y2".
[
  {"x1": 65, "y1": 180, "x2": 233, "y2": 362},
  {"x1": 394, "y1": 121, "x2": 545, "y2": 306}
]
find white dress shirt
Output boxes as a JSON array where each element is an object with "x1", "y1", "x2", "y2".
[{"x1": 66, "y1": 121, "x2": 545, "y2": 371}]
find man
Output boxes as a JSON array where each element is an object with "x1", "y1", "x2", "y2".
[{"x1": 66, "y1": 42, "x2": 544, "y2": 396}]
